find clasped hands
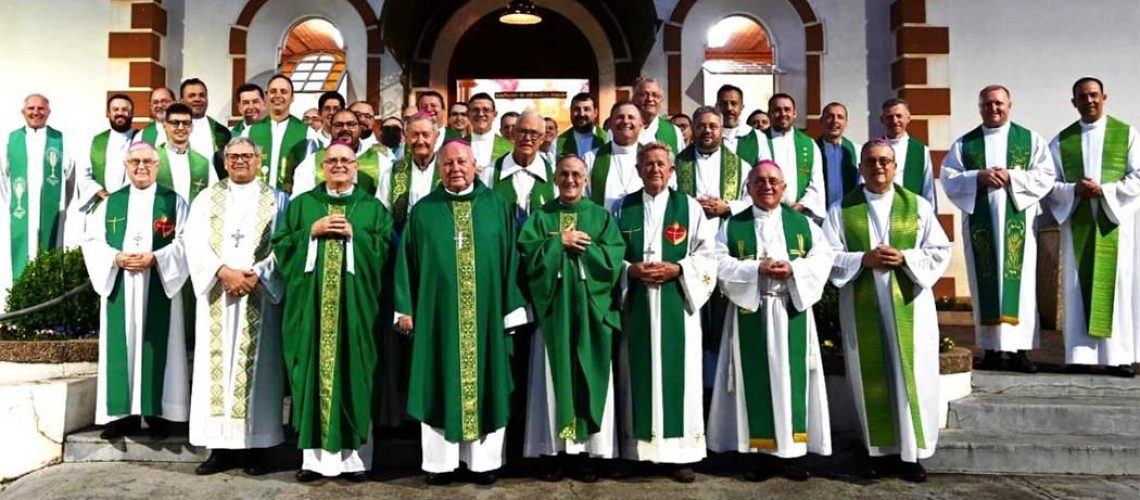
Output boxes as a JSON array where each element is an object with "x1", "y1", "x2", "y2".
[
  {"x1": 217, "y1": 265, "x2": 258, "y2": 297},
  {"x1": 697, "y1": 196, "x2": 729, "y2": 218},
  {"x1": 629, "y1": 261, "x2": 681, "y2": 286},
  {"x1": 758, "y1": 258, "x2": 793, "y2": 280},
  {"x1": 976, "y1": 167, "x2": 1012, "y2": 189},
  {"x1": 862, "y1": 245, "x2": 906, "y2": 269},
  {"x1": 1075, "y1": 177, "x2": 1104, "y2": 199},
  {"x1": 114, "y1": 252, "x2": 156, "y2": 272},
  {"x1": 311, "y1": 214, "x2": 353, "y2": 238}
]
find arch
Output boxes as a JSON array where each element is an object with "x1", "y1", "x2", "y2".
[
  {"x1": 666, "y1": 0, "x2": 824, "y2": 133},
  {"x1": 228, "y1": 0, "x2": 382, "y2": 116},
  {"x1": 428, "y1": 0, "x2": 616, "y2": 117}
]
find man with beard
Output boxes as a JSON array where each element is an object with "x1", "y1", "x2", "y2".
[
  {"x1": 675, "y1": 106, "x2": 750, "y2": 218},
  {"x1": 136, "y1": 87, "x2": 175, "y2": 147},
  {"x1": 717, "y1": 85, "x2": 770, "y2": 166},
  {"x1": 585, "y1": 101, "x2": 674, "y2": 212},
  {"x1": 881, "y1": 98, "x2": 936, "y2": 206},
  {"x1": 631, "y1": 78, "x2": 684, "y2": 154},
  {"x1": 155, "y1": 103, "x2": 215, "y2": 204},
  {"x1": 671, "y1": 114, "x2": 693, "y2": 148},
  {"x1": 467, "y1": 93, "x2": 513, "y2": 185},
  {"x1": 79, "y1": 94, "x2": 138, "y2": 208},
  {"x1": 179, "y1": 78, "x2": 231, "y2": 175},
  {"x1": 747, "y1": 110, "x2": 770, "y2": 132},
  {"x1": 231, "y1": 83, "x2": 266, "y2": 136},
  {"x1": 817, "y1": 102, "x2": 862, "y2": 208},
  {"x1": 349, "y1": 101, "x2": 379, "y2": 150},
  {"x1": 445, "y1": 101, "x2": 470, "y2": 141},
  {"x1": 556, "y1": 93, "x2": 606, "y2": 158},
  {"x1": 244, "y1": 74, "x2": 318, "y2": 193},
  {"x1": 764, "y1": 93, "x2": 825, "y2": 219},
  {"x1": 292, "y1": 109, "x2": 391, "y2": 196},
  {"x1": 315, "y1": 91, "x2": 346, "y2": 147}
]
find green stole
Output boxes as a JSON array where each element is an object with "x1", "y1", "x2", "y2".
[
  {"x1": 1058, "y1": 116, "x2": 1131, "y2": 338},
  {"x1": 815, "y1": 136, "x2": 859, "y2": 199},
  {"x1": 139, "y1": 122, "x2": 159, "y2": 146},
  {"x1": 618, "y1": 188, "x2": 691, "y2": 440},
  {"x1": 841, "y1": 187, "x2": 925, "y2": 449},
  {"x1": 652, "y1": 117, "x2": 680, "y2": 154},
  {"x1": 156, "y1": 145, "x2": 211, "y2": 202},
  {"x1": 493, "y1": 155, "x2": 556, "y2": 219},
  {"x1": 314, "y1": 147, "x2": 383, "y2": 195},
  {"x1": 900, "y1": 137, "x2": 928, "y2": 195},
  {"x1": 389, "y1": 154, "x2": 439, "y2": 231},
  {"x1": 91, "y1": 129, "x2": 137, "y2": 188},
  {"x1": 207, "y1": 117, "x2": 231, "y2": 152},
  {"x1": 960, "y1": 123, "x2": 1032, "y2": 325},
  {"x1": 491, "y1": 135, "x2": 514, "y2": 164},
  {"x1": 248, "y1": 115, "x2": 310, "y2": 192},
  {"x1": 726, "y1": 206, "x2": 812, "y2": 448},
  {"x1": 230, "y1": 121, "x2": 247, "y2": 137},
  {"x1": 7, "y1": 126, "x2": 65, "y2": 280},
  {"x1": 675, "y1": 145, "x2": 742, "y2": 204},
  {"x1": 766, "y1": 129, "x2": 816, "y2": 200},
  {"x1": 103, "y1": 185, "x2": 179, "y2": 415},
  {"x1": 588, "y1": 142, "x2": 641, "y2": 207},
  {"x1": 556, "y1": 127, "x2": 605, "y2": 156},
  {"x1": 736, "y1": 130, "x2": 762, "y2": 166},
  {"x1": 443, "y1": 128, "x2": 468, "y2": 141}
]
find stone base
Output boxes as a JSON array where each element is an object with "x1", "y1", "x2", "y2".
[
  {"x1": 0, "y1": 375, "x2": 95, "y2": 481},
  {"x1": 825, "y1": 371, "x2": 971, "y2": 435}
]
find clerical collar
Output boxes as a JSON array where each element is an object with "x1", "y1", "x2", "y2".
[
  {"x1": 471, "y1": 130, "x2": 495, "y2": 142},
  {"x1": 863, "y1": 186, "x2": 894, "y2": 200},
  {"x1": 131, "y1": 183, "x2": 157, "y2": 195},
  {"x1": 573, "y1": 129, "x2": 595, "y2": 137},
  {"x1": 501, "y1": 154, "x2": 546, "y2": 181},
  {"x1": 642, "y1": 188, "x2": 669, "y2": 202},
  {"x1": 751, "y1": 205, "x2": 778, "y2": 218},
  {"x1": 696, "y1": 148, "x2": 718, "y2": 160},
  {"x1": 983, "y1": 122, "x2": 1010, "y2": 134},
  {"x1": 228, "y1": 179, "x2": 259, "y2": 193},
  {"x1": 326, "y1": 185, "x2": 355, "y2": 197},
  {"x1": 24, "y1": 126, "x2": 46, "y2": 134},
  {"x1": 1081, "y1": 115, "x2": 1107, "y2": 130},
  {"x1": 445, "y1": 184, "x2": 475, "y2": 196},
  {"x1": 612, "y1": 142, "x2": 637, "y2": 154},
  {"x1": 769, "y1": 128, "x2": 794, "y2": 138},
  {"x1": 887, "y1": 134, "x2": 909, "y2": 143},
  {"x1": 169, "y1": 143, "x2": 190, "y2": 155},
  {"x1": 412, "y1": 154, "x2": 435, "y2": 170}
]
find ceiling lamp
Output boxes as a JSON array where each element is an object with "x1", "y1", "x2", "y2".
[{"x1": 499, "y1": 0, "x2": 542, "y2": 25}]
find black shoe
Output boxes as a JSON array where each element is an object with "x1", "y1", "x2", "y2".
[
  {"x1": 780, "y1": 458, "x2": 811, "y2": 481},
  {"x1": 196, "y1": 449, "x2": 239, "y2": 475},
  {"x1": 539, "y1": 465, "x2": 564, "y2": 482},
  {"x1": 470, "y1": 470, "x2": 498, "y2": 485},
  {"x1": 858, "y1": 455, "x2": 881, "y2": 480},
  {"x1": 425, "y1": 472, "x2": 452, "y2": 485},
  {"x1": 900, "y1": 461, "x2": 926, "y2": 483},
  {"x1": 242, "y1": 449, "x2": 272, "y2": 476},
  {"x1": 670, "y1": 466, "x2": 696, "y2": 483},
  {"x1": 604, "y1": 460, "x2": 635, "y2": 479},
  {"x1": 1065, "y1": 364, "x2": 1093, "y2": 374},
  {"x1": 342, "y1": 471, "x2": 368, "y2": 482},
  {"x1": 574, "y1": 462, "x2": 598, "y2": 483},
  {"x1": 1007, "y1": 351, "x2": 1038, "y2": 374},
  {"x1": 99, "y1": 416, "x2": 141, "y2": 440},
  {"x1": 146, "y1": 417, "x2": 170, "y2": 440},
  {"x1": 295, "y1": 469, "x2": 323, "y2": 483},
  {"x1": 977, "y1": 350, "x2": 1003, "y2": 370},
  {"x1": 1107, "y1": 364, "x2": 1136, "y2": 378}
]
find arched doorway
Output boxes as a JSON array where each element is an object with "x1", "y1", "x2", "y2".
[
  {"x1": 702, "y1": 15, "x2": 778, "y2": 114},
  {"x1": 279, "y1": 18, "x2": 348, "y2": 115},
  {"x1": 448, "y1": 9, "x2": 596, "y2": 130}
]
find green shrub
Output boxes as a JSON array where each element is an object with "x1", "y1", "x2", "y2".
[
  {"x1": 814, "y1": 283, "x2": 842, "y2": 353},
  {"x1": 2, "y1": 248, "x2": 98, "y2": 339}
]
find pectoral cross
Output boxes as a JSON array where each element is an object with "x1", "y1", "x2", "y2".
[
  {"x1": 644, "y1": 245, "x2": 657, "y2": 259},
  {"x1": 132, "y1": 232, "x2": 144, "y2": 248},
  {"x1": 231, "y1": 228, "x2": 245, "y2": 248},
  {"x1": 107, "y1": 216, "x2": 126, "y2": 235},
  {"x1": 454, "y1": 230, "x2": 467, "y2": 249}
]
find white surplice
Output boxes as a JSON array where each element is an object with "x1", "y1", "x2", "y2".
[
  {"x1": 81, "y1": 183, "x2": 190, "y2": 424},
  {"x1": 189, "y1": 117, "x2": 218, "y2": 161},
  {"x1": 1046, "y1": 117, "x2": 1140, "y2": 366},
  {"x1": 709, "y1": 206, "x2": 833, "y2": 457},
  {"x1": 823, "y1": 187, "x2": 950, "y2": 463},
  {"x1": 886, "y1": 135, "x2": 937, "y2": 208},
  {"x1": 722, "y1": 127, "x2": 773, "y2": 163},
  {"x1": 493, "y1": 153, "x2": 555, "y2": 216},
  {"x1": 692, "y1": 148, "x2": 752, "y2": 217},
  {"x1": 941, "y1": 123, "x2": 1055, "y2": 352},
  {"x1": 616, "y1": 190, "x2": 718, "y2": 464},
  {"x1": 290, "y1": 143, "x2": 393, "y2": 197},
  {"x1": 185, "y1": 179, "x2": 288, "y2": 449},
  {"x1": 584, "y1": 142, "x2": 677, "y2": 214},
  {"x1": 637, "y1": 117, "x2": 685, "y2": 154},
  {"x1": 471, "y1": 130, "x2": 502, "y2": 186},
  {"x1": 765, "y1": 129, "x2": 826, "y2": 218},
  {"x1": 77, "y1": 128, "x2": 135, "y2": 209}
]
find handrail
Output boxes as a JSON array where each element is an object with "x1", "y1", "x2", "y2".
[{"x1": 0, "y1": 282, "x2": 93, "y2": 323}]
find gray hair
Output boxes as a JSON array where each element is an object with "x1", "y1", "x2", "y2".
[
  {"x1": 860, "y1": 138, "x2": 895, "y2": 161},
  {"x1": 224, "y1": 136, "x2": 262, "y2": 157},
  {"x1": 634, "y1": 78, "x2": 663, "y2": 94},
  {"x1": 636, "y1": 141, "x2": 675, "y2": 167},
  {"x1": 692, "y1": 105, "x2": 722, "y2": 123},
  {"x1": 126, "y1": 141, "x2": 159, "y2": 160}
]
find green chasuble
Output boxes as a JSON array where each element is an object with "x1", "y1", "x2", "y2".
[
  {"x1": 735, "y1": 130, "x2": 763, "y2": 166},
  {"x1": 489, "y1": 135, "x2": 514, "y2": 165},
  {"x1": 900, "y1": 137, "x2": 929, "y2": 196},
  {"x1": 766, "y1": 129, "x2": 816, "y2": 200},
  {"x1": 960, "y1": 123, "x2": 1032, "y2": 326},
  {"x1": 247, "y1": 115, "x2": 310, "y2": 193},
  {"x1": 313, "y1": 147, "x2": 384, "y2": 196},
  {"x1": 138, "y1": 121, "x2": 161, "y2": 146},
  {"x1": 841, "y1": 187, "x2": 926, "y2": 449},
  {"x1": 518, "y1": 198, "x2": 625, "y2": 441},
  {"x1": 444, "y1": 128, "x2": 468, "y2": 142},
  {"x1": 207, "y1": 117, "x2": 232, "y2": 153},
  {"x1": 617, "y1": 188, "x2": 691, "y2": 440},
  {"x1": 556, "y1": 127, "x2": 606, "y2": 157},
  {"x1": 815, "y1": 136, "x2": 859, "y2": 199},
  {"x1": 395, "y1": 182, "x2": 526, "y2": 443},
  {"x1": 230, "y1": 121, "x2": 247, "y2": 137},
  {"x1": 675, "y1": 144, "x2": 743, "y2": 206},
  {"x1": 1058, "y1": 116, "x2": 1131, "y2": 338},
  {"x1": 726, "y1": 205, "x2": 813, "y2": 449},
  {"x1": 156, "y1": 145, "x2": 211, "y2": 203},
  {"x1": 102, "y1": 185, "x2": 180, "y2": 415},
  {"x1": 7, "y1": 126, "x2": 65, "y2": 280},
  {"x1": 272, "y1": 185, "x2": 391, "y2": 451},
  {"x1": 90, "y1": 129, "x2": 136, "y2": 189}
]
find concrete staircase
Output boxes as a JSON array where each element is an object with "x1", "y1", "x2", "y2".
[{"x1": 927, "y1": 371, "x2": 1140, "y2": 475}]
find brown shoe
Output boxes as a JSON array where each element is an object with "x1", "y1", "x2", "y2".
[{"x1": 670, "y1": 466, "x2": 696, "y2": 483}]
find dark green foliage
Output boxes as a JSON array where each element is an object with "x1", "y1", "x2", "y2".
[
  {"x1": 814, "y1": 283, "x2": 841, "y2": 353},
  {"x1": 2, "y1": 249, "x2": 98, "y2": 340}
]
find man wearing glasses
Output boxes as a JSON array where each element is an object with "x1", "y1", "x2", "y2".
[
  {"x1": 488, "y1": 110, "x2": 556, "y2": 224},
  {"x1": 290, "y1": 109, "x2": 392, "y2": 196},
  {"x1": 155, "y1": 103, "x2": 215, "y2": 203},
  {"x1": 467, "y1": 93, "x2": 513, "y2": 185}
]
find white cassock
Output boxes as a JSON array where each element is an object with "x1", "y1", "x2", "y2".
[
  {"x1": 692, "y1": 148, "x2": 752, "y2": 217},
  {"x1": 709, "y1": 206, "x2": 833, "y2": 458},
  {"x1": 722, "y1": 126, "x2": 773, "y2": 162},
  {"x1": 376, "y1": 156, "x2": 438, "y2": 213},
  {"x1": 189, "y1": 117, "x2": 218, "y2": 161},
  {"x1": 766, "y1": 129, "x2": 826, "y2": 218},
  {"x1": 493, "y1": 153, "x2": 555, "y2": 216},
  {"x1": 81, "y1": 183, "x2": 190, "y2": 424},
  {"x1": 616, "y1": 190, "x2": 718, "y2": 464},
  {"x1": 164, "y1": 146, "x2": 219, "y2": 202},
  {"x1": 1046, "y1": 117, "x2": 1140, "y2": 366},
  {"x1": 471, "y1": 130, "x2": 502, "y2": 186},
  {"x1": 583, "y1": 142, "x2": 677, "y2": 214},
  {"x1": 637, "y1": 117, "x2": 685, "y2": 153},
  {"x1": 941, "y1": 123, "x2": 1054, "y2": 352},
  {"x1": 557, "y1": 130, "x2": 603, "y2": 159},
  {"x1": 185, "y1": 179, "x2": 288, "y2": 449},
  {"x1": 0, "y1": 126, "x2": 76, "y2": 310},
  {"x1": 77, "y1": 129, "x2": 135, "y2": 209},
  {"x1": 239, "y1": 117, "x2": 319, "y2": 192},
  {"x1": 290, "y1": 143, "x2": 392, "y2": 197},
  {"x1": 820, "y1": 139, "x2": 864, "y2": 210},
  {"x1": 824, "y1": 187, "x2": 950, "y2": 462},
  {"x1": 886, "y1": 135, "x2": 937, "y2": 208}
]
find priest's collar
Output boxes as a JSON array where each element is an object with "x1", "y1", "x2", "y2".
[
  {"x1": 411, "y1": 153, "x2": 435, "y2": 170},
  {"x1": 887, "y1": 133, "x2": 910, "y2": 143},
  {"x1": 227, "y1": 178, "x2": 260, "y2": 193},
  {"x1": 769, "y1": 127, "x2": 794, "y2": 138},
  {"x1": 573, "y1": 128, "x2": 595, "y2": 138},
  {"x1": 326, "y1": 185, "x2": 355, "y2": 197},
  {"x1": 612, "y1": 141, "x2": 638, "y2": 154},
  {"x1": 24, "y1": 125, "x2": 46, "y2": 134},
  {"x1": 696, "y1": 147, "x2": 718, "y2": 160},
  {"x1": 863, "y1": 186, "x2": 894, "y2": 200},
  {"x1": 444, "y1": 183, "x2": 476, "y2": 196},
  {"x1": 130, "y1": 182, "x2": 158, "y2": 195},
  {"x1": 557, "y1": 197, "x2": 584, "y2": 209},
  {"x1": 751, "y1": 205, "x2": 779, "y2": 218},
  {"x1": 642, "y1": 187, "x2": 670, "y2": 202},
  {"x1": 1081, "y1": 115, "x2": 1107, "y2": 130},
  {"x1": 983, "y1": 122, "x2": 1011, "y2": 134},
  {"x1": 471, "y1": 130, "x2": 495, "y2": 142},
  {"x1": 500, "y1": 153, "x2": 546, "y2": 181}
]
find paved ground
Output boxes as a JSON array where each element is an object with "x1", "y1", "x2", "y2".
[{"x1": 4, "y1": 462, "x2": 1139, "y2": 499}]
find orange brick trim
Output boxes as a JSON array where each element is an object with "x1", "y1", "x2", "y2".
[
  {"x1": 890, "y1": 0, "x2": 926, "y2": 30},
  {"x1": 937, "y1": 213, "x2": 955, "y2": 242},
  {"x1": 896, "y1": 26, "x2": 949, "y2": 55},
  {"x1": 128, "y1": 61, "x2": 166, "y2": 88},
  {"x1": 898, "y1": 87, "x2": 951, "y2": 116},
  {"x1": 131, "y1": 2, "x2": 167, "y2": 36},
  {"x1": 108, "y1": 32, "x2": 161, "y2": 59},
  {"x1": 933, "y1": 277, "x2": 956, "y2": 299},
  {"x1": 892, "y1": 58, "x2": 927, "y2": 89}
]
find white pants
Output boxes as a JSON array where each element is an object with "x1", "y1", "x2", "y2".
[
  {"x1": 420, "y1": 424, "x2": 506, "y2": 473},
  {"x1": 301, "y1": 439, "x2": 373, "y2": 476}
]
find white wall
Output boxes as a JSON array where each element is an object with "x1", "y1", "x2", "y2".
[
  {"x1": 815, "y1": 0, "x2": 872, "y2": 142},
  {"x1": 178, "y1": 0, "x2": 242, "y2": 121},
  {"x1": 946, "y1": 0, "x2": 1140, "y2": 140}
]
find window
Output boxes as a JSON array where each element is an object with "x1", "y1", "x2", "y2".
[{"x1": 289, "y1": 53, "x2": 343, "y2": 92}]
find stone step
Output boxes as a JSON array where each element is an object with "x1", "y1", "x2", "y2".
[
  {"x1": 946, "y1": 394, "x2": 1140, "y2": 435},
  {"x1": 972, "y1": 371, "x2": 1140, "y2": 399},
  {"x1": 927, "y1": 430, "x2": 1140, "y2": 475}
]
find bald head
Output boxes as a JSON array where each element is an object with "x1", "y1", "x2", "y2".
[{"x1": 438, "y1": 139, "x2": 477, "y2": 192}]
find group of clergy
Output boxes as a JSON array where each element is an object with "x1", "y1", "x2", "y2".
[{"x1": 0, "y1": 72, "x2": 1135, "y2": 487}]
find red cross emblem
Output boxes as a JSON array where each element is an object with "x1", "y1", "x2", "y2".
[
  {"x1": 153, "y1": 215, "x2": 176, "y2": 238},
  {"x1": 664, "y1": 221, "x2": 687, "y2": 246}
]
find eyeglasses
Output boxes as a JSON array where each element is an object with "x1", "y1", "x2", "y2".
[
  {"x1": 353, "y1": 112, "x2": 374, "y2": 121},
  {"x1": 332, "y1": 121, "x2": 360, "y2": 128},
  {"x1": 749, "y1": 177, "x2": 784, "y2": 187},
  {"x1": 226, "y1": 153, "x2": 257, "y2": 163},
  {"x1": 515, "y1": 130, "x2": 542, "y2": 140},
  {"x1": 322, "y1": 157, "x2": 357, "y2": 166},
  {"x1": 126, "y1": 158, "x2": 158, "y2": 167},
  {"x1": 861, "y1": 157, "x2": 895, "y2": 167},
  {"x1": 166, "y1": 119, "x2": 191, "y2": 129}
]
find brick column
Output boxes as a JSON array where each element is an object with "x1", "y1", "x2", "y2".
[{"x1": 107, "y1": 0, "x2": 167, "y2": 126}]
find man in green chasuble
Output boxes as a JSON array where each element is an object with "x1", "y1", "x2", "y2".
[
  {"x1": 823, "y1": 140, "x2": 950, "y2": 482},
  {"x1": 291, "y1": 110, "x2": 391, "y2": 196},
  {"x1": 519, "y1": 155, "x2": 625, "y2": 482},
  {"x1": 273, "y1": 141, "x2": 391, "y2": 483},
  {"x1": 156, "y1": 103, "x2": 215, "y2": 204},
  {"x1": 241, "y1": 74, "x2": 317, "y2": 194},
  {"x1": 394, "y1": 139, "x2": 528, "y2": 486}
]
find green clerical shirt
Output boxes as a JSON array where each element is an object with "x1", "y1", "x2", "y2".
[
  {"x1": 272, "y1": 184, "x2": 392, "y2": 452},
  {"x1": 518, "y1": 197, "x2": 624, "y2": 441},
  {"x1": 395, "y1": 181, "x2": 526, "y2": 443}
]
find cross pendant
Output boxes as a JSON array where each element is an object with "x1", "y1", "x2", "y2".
[
  {"x1": 132, "y1": 232, "x2": 144, "y2": 247},
  {"x1": 454, "y1": 231, "x2": 468, "y2": 249},
  {"x1": 231, "y1": 228, "x2": 245, "y2": 249},
  {"x1": 645, "y1": 246, "x2": 657, "y2": 259}
]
